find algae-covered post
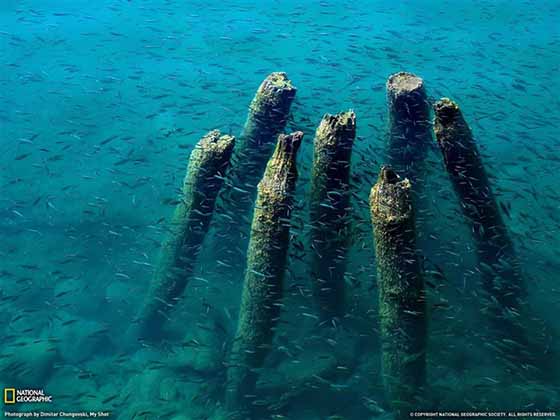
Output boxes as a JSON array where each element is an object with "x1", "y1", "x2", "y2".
[
  {"x1": 218, "y1": 72, "x2": 296, "y2": 271},
  {"x1": 369, "y1": 166, "x2": 427, "y2": 419},
  {"x1": 226, "y1": 131, "x2": 303, "y2": 417},
  {"x1": 386, "y1": 72, "x2": 431, "y2": 185},
  {"x1": 433, "y1": 98, "x2": 526, "y2": 344},
  {"x1": 309, "y1": 111, "x2": 356, "y2": 322},
  {"x1": 238, "y1": 73, "x2": 296, "y2": 183},
  {"x1": 133, "y1": 130, "x2": 235, "y2": 341}
]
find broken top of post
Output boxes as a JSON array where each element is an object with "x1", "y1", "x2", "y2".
[
  {"x1": 433, "y1": 97, "x2": 465, "y2": 131},
  {"x1": 387, "y1": 71, "x2": 425, "y2": 97},
  {"x1": 275, "y1": 130, "x2": 303, "y2": 159},
  {"x1": 370, "y1": 166, "x2": 413, "y2": 225},
  {"x1": 182, "y1": 129, "x2": 236, "y2": 203},
  {"x1": 315, "y1": 111, "x2": 356, "y2": 147},
  {"x1": 194, "y1": 129, "x2": 236, "y2": 158},
  {"x1": 249, "y1": 72, "x2": 296, "y2": 120}
]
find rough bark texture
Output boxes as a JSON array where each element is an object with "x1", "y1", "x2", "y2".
[
  {"x1": 217, "y1": 73, "x2": 296, "y2": 276},
  {"x1": 386, "y1": 72, "x2": 431, "y2": 185},
  {"x1": 370, "y1": 166, "x2": 427, "y2": 420},
  {"x1": 310, "y1": 111, "x2": 356, "y2": 321},
  {"x1": 433, "y1": 98, "x2": 526, "y2": 346},
  {"x1": 135, "y1": 130, "x2": 235, "y2": 341},
  {"x1": 226, "y1": 131, "x2": 303, "y2": 419}
]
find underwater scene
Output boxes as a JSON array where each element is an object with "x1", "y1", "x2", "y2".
[{"x1": 1, "y1": 0, "x2": 559, "y2": 419}]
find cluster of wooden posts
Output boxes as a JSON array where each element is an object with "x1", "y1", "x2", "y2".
[{"x1": 127, "y1": 72, "x2": 526, "y2": 419}]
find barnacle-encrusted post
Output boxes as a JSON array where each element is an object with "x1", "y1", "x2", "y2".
[
  {"x1": 433, "y1": 98, "x2": 526, "y2": 346},
  {"x1": 386, "y1": 72, "x2": 431, "y2": 184},
  {"x1": 226, "y1": 131, "x2": 303, "y2": 417},
  {"x1": 134, "y1": 130, "x2": 235, "y2": 341},
  {"x1": 309, "y1": 111, "x2": 356, "y2": 321},
  {"x1": 370, "y1": 166, "x2": 427, "y2": 419},
  {"x1": 218, "y1": 73, "x2": 296, "y2": 272}
]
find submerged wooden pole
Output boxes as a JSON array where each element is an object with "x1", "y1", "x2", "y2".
[
  {"x1": 370, "y1": 166, "x2": 427, "y2": 419},
  {"x1": 218, "y1": 72, "x2": 296, "y2": 271},
  {"x1": 226, "y1": 131, "x2": 303, "y2": 418},
  {"x1": 433, "y1": 98, "x2": 526, "y2": 341},
  {"x1": 134, "y1": 130, "x2": 235, "y2": 341},
  {"x1": 386, "y1": 72, "x2": 431, "y2": 184},
  {"x1": 309, "y1": 111, "x2": 356, "y2": 322}
]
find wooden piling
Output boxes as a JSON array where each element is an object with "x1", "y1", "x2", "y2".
[
  {"x1": 433, "y1": 97, "x2": 527, "y2": 351},
  {"x1": 133, "y1": 130, "x2": 235, "y2": 341},
  {"x1": 226, "y1": 131, "x2": 303, "y2": 418},
  {"x1": 217, "y1": 73, "x2": 296, "y2": 274},
  {"x1": 370, "y1": 166, "x2": 427, "y2": 419},
  {"x1": 310, "y1": 111, "x2": 356, "y2": 321},
  {"x1": 386, "y1": 72, "x2": 431, "y2": 184}
]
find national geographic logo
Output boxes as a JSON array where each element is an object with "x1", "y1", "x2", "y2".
[
  {"x1": 4, "y1": 388, "x2": 15, "y2": 404},
  {"x1": 4, "y1": 388, "x2": 53, "y2": 404}
]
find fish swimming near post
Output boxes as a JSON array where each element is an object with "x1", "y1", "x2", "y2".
[
  {"x1": 309, "y1": 111, "x2": 356, "y2": 322},
  {"x1": 369, "y1": 166, "x2": 427, "y2": 420},
  {"x1": 433, "y1": 97, "x2": 528, "y2": 357},
  {"x1": 386, "y1": 72, "x2": 432, "y2": 186},
  {"x1": 214, "y1": 72, "x2": 296, "y2": 278},
  {"x1": 226, "y1": 131, "x2": 303, "y2": 419},
  {"x1": 130, "y1": 130, "x2": 235, "y2": 343}
]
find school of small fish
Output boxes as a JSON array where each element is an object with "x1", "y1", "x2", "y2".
[{"x1": 0, "y1": 0, "x2": 559, "y2": 419}]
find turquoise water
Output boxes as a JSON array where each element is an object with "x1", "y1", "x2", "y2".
[{"x1": 1, "y1": 0, "x2": 559, "y2": 419}]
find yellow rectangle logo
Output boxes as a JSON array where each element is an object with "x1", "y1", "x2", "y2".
[{"x1": 4, "y1": 388, "x2": 16, "y2": 404}]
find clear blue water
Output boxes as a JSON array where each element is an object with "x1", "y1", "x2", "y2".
[{"x1": 1, "y1": 0, "x2": 559, "y2": 419}]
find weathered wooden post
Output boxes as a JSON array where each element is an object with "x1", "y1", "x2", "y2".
[
  {"x1": 309, "y1": 111, "x2": 356, "y2": 322},
  {"x1": 370, "y1": 166, "x2": 427, "y2": 419},
  {"x1": 226, "y1": 131, "x2": 303, "y2": 418},
  {"x1": 433, "y1": 97, "x2": 527, "y2": 351},
  {"x1": 133, "y1": 130, "x2": 235, "y2": 341},
  {"x1": 217, "y1": 72, "x2": 296, "y2": 273},
  {"x1": 386, "y1": 72, "x2": 431, "y2": 185}
]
